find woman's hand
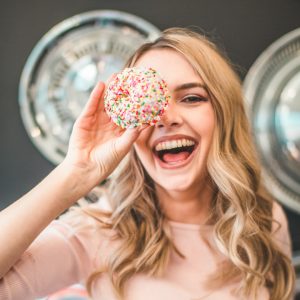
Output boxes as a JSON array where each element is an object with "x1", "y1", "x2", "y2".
[
  {"x1": 0, "y1": 80, "x2": 150, "y2": 278},
  {"x1": 63, "y1": 81, "x2": 147, "y2": 185}
]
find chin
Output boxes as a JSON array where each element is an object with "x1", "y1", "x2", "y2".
[{"x1": 154, "y1": 174, "x2": 201, "y2": 193}]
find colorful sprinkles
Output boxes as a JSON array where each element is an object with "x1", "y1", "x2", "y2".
[{"x1": 104, "y1": 67, "x2": 170, "y2": 129}]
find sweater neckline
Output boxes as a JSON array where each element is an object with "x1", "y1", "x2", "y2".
[{"x1": 167, "y1": 220, "x2": 214, "y2": 231}]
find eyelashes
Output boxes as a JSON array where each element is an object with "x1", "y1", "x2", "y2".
[{"x1": 181, "y1": 95, "x2": 208, "y2": 103}]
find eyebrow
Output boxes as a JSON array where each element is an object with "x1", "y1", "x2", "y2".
[{"x1": 174, "y1": 82, "x2": 207, "y2": 92}]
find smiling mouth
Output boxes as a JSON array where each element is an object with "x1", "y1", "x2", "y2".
[{"x1": 154, "y1": 144, "x2": 196, "y2": 164}]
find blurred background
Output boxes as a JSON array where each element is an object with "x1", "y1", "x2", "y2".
[{"x1": 0, "y1": 0, "x2": 299, "y2": 295}]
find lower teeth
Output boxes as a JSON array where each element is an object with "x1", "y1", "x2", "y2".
[{"x1": 166, "y1": 160, "x2": 185, "y2": 165}]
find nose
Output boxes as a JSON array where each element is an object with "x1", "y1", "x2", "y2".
[{"x1": 156, "y1": 100, "x2": 183, "y2": 129}]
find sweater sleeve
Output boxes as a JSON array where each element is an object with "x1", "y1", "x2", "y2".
[
  {"x1": 0, "y1": 213, "x2": 102, "y2": 300},
  {"x1": 271, "y1": 200, "x2": 292, "y2": 258}
]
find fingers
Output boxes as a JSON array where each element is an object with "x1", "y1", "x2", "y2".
[
  {"x1": 115, "y1": 124, "x2": 150, "y2": 156},
  {"x1": 106, "y1": 72, "x2": 117, "y2": 85},
  {"x1": 98, "y1": 72, "x2": 119, "y2": 120},
  {"x1": 96, "y1": 73, "x2": 117, "y2": 117},
  {"x1": 79, "y1": 81, "x2": 105, "y2": 118}
]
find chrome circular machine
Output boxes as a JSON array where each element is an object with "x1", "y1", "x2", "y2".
[
  {"x1": 19, "y1": 10, "x2": 161, "y2": 165},
  {"x1": 244, "y1": 28, "x2": 300, "y2": 298},
  {"x1": 244, "y1": 28, "x2": 300, "y2": 214}
]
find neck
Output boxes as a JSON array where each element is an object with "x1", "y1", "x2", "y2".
[{"x1": 155, "y1": 180, "x2": 214, "y2": 225}]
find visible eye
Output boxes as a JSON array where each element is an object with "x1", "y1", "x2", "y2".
[{"x1": 181, "y1": 95, "x2": 208, "y2": 103}]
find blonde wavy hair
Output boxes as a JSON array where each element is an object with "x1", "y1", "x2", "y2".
[{"x1": 75, "y1": 28, "x2": 295, "y2": 299}]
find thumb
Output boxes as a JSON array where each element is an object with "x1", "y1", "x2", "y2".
[{"x1": 115, "y1": 125, "x2": 149, "y2": 156}]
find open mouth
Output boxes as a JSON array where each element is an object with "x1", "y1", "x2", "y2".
[{"x1": 154, "y1": 144, "x2": 197, "y2": 165}]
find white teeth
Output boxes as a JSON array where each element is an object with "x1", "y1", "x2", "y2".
[
  {"x1": 171, "y1": 140, "x2": 177, "y2": 148},
  {"x1": 178, "y1": 140, "x2": 182, "y2": 147},
  {"x1": 164, "y1": 142, "x2": 170, "y2": 149},
  {"x1": 155, "y1": 139, "x2": 195, "y2": 151}
]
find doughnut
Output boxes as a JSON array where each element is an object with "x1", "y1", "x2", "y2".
[{"x1": 104, "y1": 67, "x2": 170, "y2": 129}]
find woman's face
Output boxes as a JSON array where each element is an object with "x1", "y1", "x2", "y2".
[{"x1": 133, "y1": 48, "x2": 215, "y2": 193}]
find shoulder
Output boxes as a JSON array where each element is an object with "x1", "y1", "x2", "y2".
[
  {"x1": 55, "y1": 197, "x2": 118, "y2": 267},
  {"x1": 271, "y1": 200, "x2": 292, "y2": 258},
  {"x1": 272, "y1": 200, "x2": 289, "y2": 234},
  {"x1": 59, "y1": 194, "x2": 113, "y2": 231}
]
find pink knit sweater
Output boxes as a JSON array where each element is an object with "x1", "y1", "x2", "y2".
[{"x1": 0, "y1": 201, "x2": 291, "y2": 300}]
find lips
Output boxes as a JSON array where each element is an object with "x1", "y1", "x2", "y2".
[
  {"x1": 152, "y1": 135, "x2": 198, "y2": 169},
  {"x1": 154, "y1": 145, "x2": 198, "y2": 169},
  {"x1": 152, "y1": 135, "x2": 197, "y2": 149}
]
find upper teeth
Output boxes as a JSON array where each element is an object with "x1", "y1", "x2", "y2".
[{"x1": 155, "y1": 139, "x2": 195, "y2": 151}]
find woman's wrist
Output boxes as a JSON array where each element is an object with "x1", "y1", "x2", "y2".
[{"x1": 57, "y1": 159, "x2": 104, "y2": 203}]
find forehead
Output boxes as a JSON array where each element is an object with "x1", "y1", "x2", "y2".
[{"x1": 134, "y1": 49, "x2": 203, "y2": 90}]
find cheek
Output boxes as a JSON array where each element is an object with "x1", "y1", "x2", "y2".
[
  {"x1": 205, "y1": 117, "x2": 215, "y2": 139},
  {"x1": 200, "y1": 107, "x2": 215, "y2": 135},
  {"x1": 133, "y1": 126, "x2": 153, "y2": 152},
  {"x1": 188, "y1": 109, "x2": 215, "y2": 138},
  {"x1": 133, "y1": 127, "x2": 153, "y2": 161},
  {"x1": 202, "y1": 116, "x2": 216, "y2": 160},
  {"x1": 133, "y1": 145, "x2": 155, "y2": 179},
  {"x1": 135, "y1": 125, "x2": 153, "y2": 146}
]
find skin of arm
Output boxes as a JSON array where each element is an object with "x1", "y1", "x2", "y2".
[
  {"x1": 0, "y1": 161, "x2": 99, "y2": 278},
  {"x1": 0, "y1": 81, "x2": 146, "y2": 279}
]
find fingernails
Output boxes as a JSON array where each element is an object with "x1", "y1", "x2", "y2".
[
  {"x1": 126, "y1": 123, "x2": 150, "y2": 134},
  {"x1": 138, "y1": 124, "x2": 150, "y2": 132},
  {"x1": 127, "y1": 126, "x2": 139, "y2": 133}
]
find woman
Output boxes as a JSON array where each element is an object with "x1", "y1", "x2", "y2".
[{"x1": 0, "y1": 28, "x2": 295, "y2": 300}]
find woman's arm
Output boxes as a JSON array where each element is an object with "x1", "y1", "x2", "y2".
[
  {"x1": 0, "y1": 81, "x2": 145, "y2": 279},
  {"x1": 0, "y1": 162, "x2": 95, "y2": 279},
  {"x1": 0, "y1": 217, "x2": 98, "y2": 300}
]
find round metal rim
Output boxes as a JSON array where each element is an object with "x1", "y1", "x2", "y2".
[
  {"x1": 293, "y1": 251, "x2": 300, "y2": 297},
  {"x1": 18, "y1": 10, "x2": 161, "y2": 165},
  {"x1": 243, "y1": 28, "x2": 300, "y2": 214}
]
